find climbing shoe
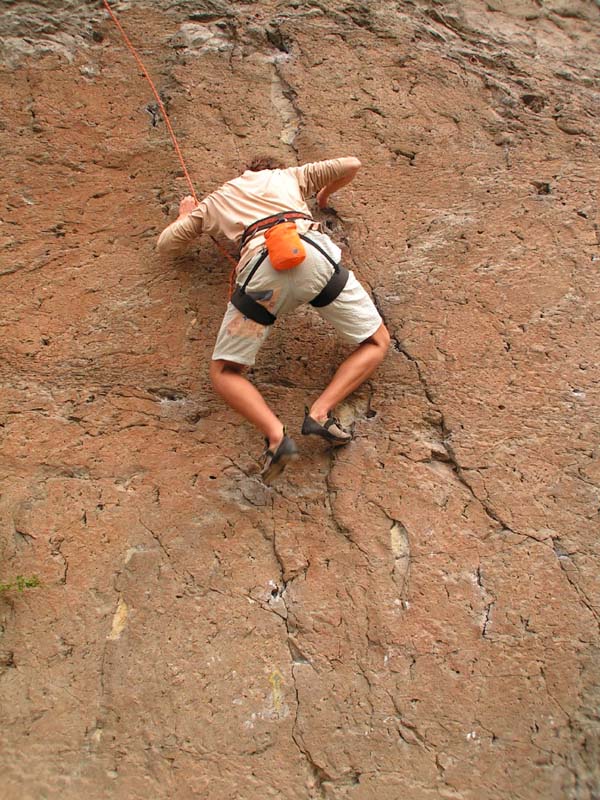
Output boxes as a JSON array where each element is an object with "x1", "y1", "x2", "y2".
[
  {"x1": 301, "y1": 408, "x2": 352, "y2": 446},
  {"x1": 261, "y1": 434, "x2": 299, "y2": 484}
]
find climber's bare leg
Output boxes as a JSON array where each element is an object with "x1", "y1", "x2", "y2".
[
  {"x1": 309, "y1": 323, "x2": 390, "y2": 422},
  {"x1": 210, "y1": 359, "x2": 284, "y2": 449}
]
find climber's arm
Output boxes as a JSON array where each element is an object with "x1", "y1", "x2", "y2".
[
  {"x1": 315, "y1": 157, "x2": 362, "y2": 208},
  {"x1": 156, "y1": 195, "x2": 203, "y2": 257},
  {"x1": 289, "y1": 157, "x2": 361, "y2": 209}
]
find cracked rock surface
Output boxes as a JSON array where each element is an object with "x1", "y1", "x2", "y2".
[{"x1": 1, "y1": 1, "x2": 599, "y2": 798}]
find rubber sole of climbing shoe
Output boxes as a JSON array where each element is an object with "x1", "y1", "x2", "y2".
[
  {"x1": 301, "y1": 410, "x2": 353, "y2": 446},
  {"x1": 261, "y1": 435, "x2": 299, "y2": 484}
]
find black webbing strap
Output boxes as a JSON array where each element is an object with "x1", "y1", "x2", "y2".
[
  {"x1": 240, "y1": 249, "x2": 269, "y2": 292},
  {"x1": 299, "y1": 234, "x2": 350, "y2": 308},
  {"x1": 230, "y1": 250, "x2": 277, "y2": 325},
  {"x1": 310, "y1": 264, "x2": 350, "y2": 307},
  {"x1": 239, "y1": 210, "x2": 314, "y2": 252},
  {"x1": 230, "y1": 287, "x2": 277, "y2": 325}
]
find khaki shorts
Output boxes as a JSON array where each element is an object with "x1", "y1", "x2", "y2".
[{"x1": 212, "y1": 231, "x2": 382, "y2": 366}]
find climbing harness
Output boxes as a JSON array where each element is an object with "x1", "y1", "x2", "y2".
[
  {"x1": 301, "y1": 235, "x2": 350, "y2": 308},
  {"x1": 230, "y1": 233, "x2": 349, "y2": 326},
  {"x1": 240, "y1": 211, "x2": 313, "y2": 271},
  {"x1": 239, "y1": 210, "x2": 313, "y2": 251},
  {"x1": 101, "y1": 0, "x2": 238, "y2": 275},
  {"x1": 239, "y1": 210, "x2": 314, "y2": 272},
  {"x1": 230, "y1": 250, "x2": 274, "y2": 325}
]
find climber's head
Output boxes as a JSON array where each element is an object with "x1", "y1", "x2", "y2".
[{"x1": 246, "y1": 156, "x2": 286, "y2": 172}]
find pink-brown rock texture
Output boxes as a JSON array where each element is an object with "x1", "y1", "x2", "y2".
[{"x1": 1, "y1": 1, "x2": 599, "y2": 798}]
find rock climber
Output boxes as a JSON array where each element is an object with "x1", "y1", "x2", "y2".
[{"x1": 157, "y1": 156, "x2": 390, "y2": 482}]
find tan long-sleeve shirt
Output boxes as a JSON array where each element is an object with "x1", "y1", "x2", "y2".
[{"x1": 156, "y1": 158, "x2": 353, "y2": 267}]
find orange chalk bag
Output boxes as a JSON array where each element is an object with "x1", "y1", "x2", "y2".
[{"x1": 264, "y1": 222, "x2": 306, "y2": 271}]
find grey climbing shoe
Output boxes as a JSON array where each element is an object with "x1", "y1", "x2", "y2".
[
  {"x1": 261, "y1": 434, "x2": 299, "y2": 484},
  {"x1": 301, "y1": 408, "x2": 353, "y2": 446}
]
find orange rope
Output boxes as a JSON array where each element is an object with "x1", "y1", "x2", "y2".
[
  {"x1": 101, "y1": 0, "x2": 196, "y2": 201},
  {"x1": 101, "y1": 0, "x2": 239, "y2": 276}
]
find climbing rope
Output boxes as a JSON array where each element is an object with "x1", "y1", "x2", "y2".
[{"x1": 101, "y1": 0, "x2": 239, "y2": 278}]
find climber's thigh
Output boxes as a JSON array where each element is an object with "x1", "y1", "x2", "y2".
[
  {"x1": 316, "y1": 272, "x2": 383, "y2": 345},
  {"x1": 211, "y1": 302, "x2": 274, "y2": 368}
]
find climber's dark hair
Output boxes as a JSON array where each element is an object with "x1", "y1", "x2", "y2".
[{"x1": 246, "y1": 156, "x2": 286, "y2": 171}]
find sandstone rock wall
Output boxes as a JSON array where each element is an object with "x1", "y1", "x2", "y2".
[{"x1": 1, "y1": 1, "x2": 599, "y2": 798}]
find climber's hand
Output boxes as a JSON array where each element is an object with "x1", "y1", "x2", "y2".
[
  {"x1": 178, "y1": 195, "x2": 197, "y2": 218},
  {"x1": 316, "y1": 188, "x2": 330, "y2": 209}
]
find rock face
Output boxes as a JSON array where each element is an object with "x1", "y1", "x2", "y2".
[{"x1": 1, "y1": 1, "x2": 599, "y2": 798}]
